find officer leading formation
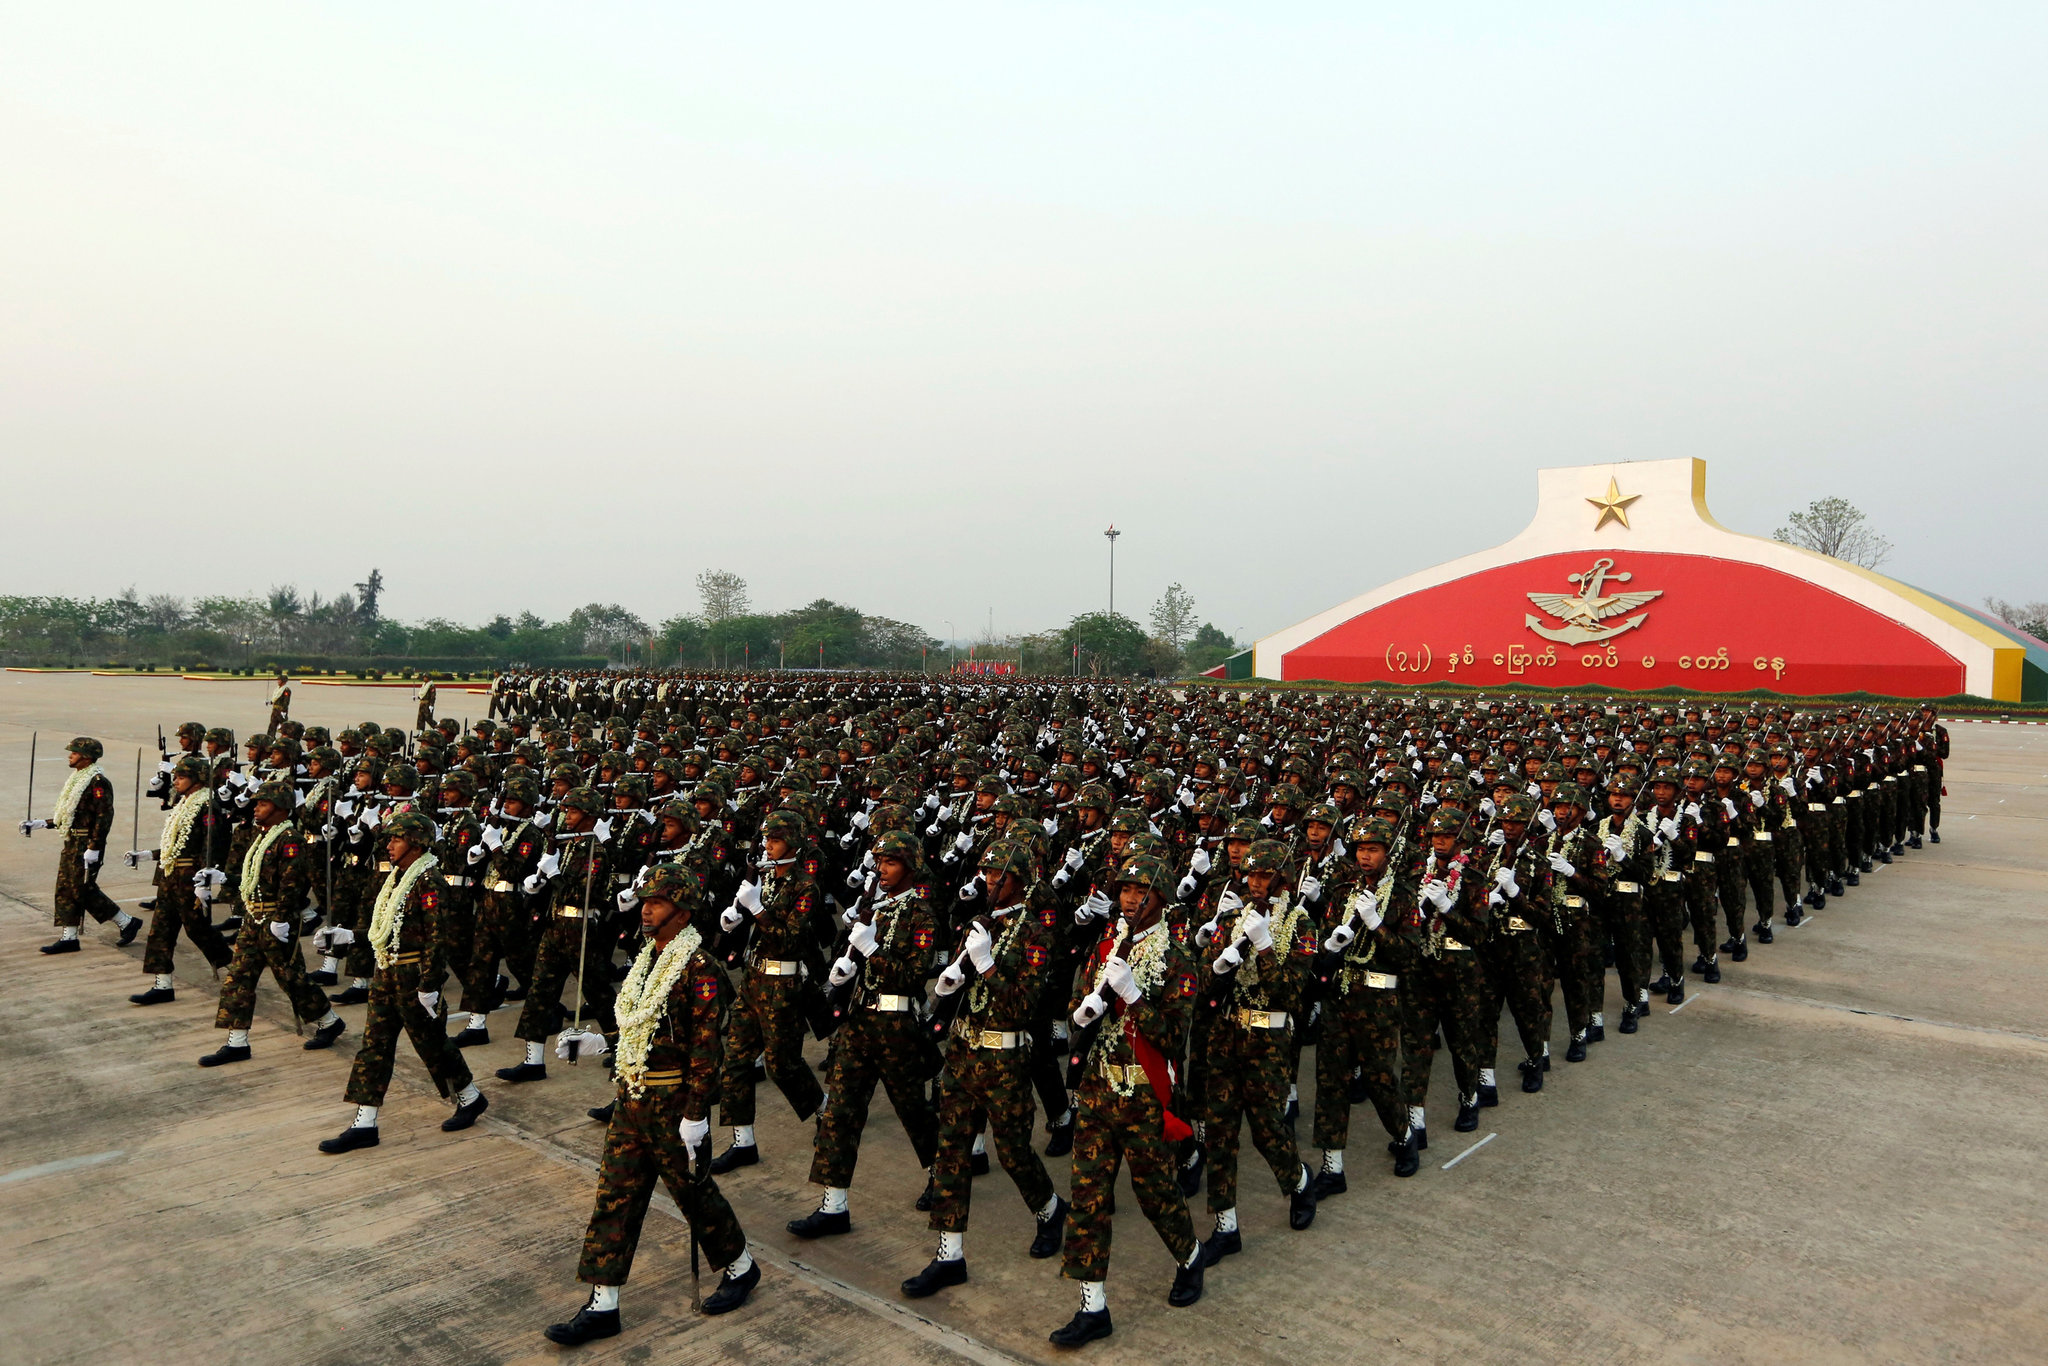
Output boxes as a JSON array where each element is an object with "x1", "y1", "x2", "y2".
[{"x1": 23, "y1": 671, "x2": 1951, "y2": 1349}]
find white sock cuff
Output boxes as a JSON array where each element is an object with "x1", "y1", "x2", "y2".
[
  {"x1": 1081, "y1": 1280, "x2": 1107, "y2": 1313},
  {"x1": 734, "y1": 1125, "x2": 756, "y2": 1147},
  {"x1": 1214, "y1": 1206, "x2": 1237, "y2": 1233},
  {"x1": 154, "y1": 973, "x2": 173, "y2": 990},
  {"x1": 525, "y1": 1042, "x2": 544, "y2": 1065},
  {"x1": 227, "y1": 1029, "x2": 249, "y2": 1047},
  {"x1": 937, "y1": 1230, "x2": 964, "y2": 1261},
  {"x1": 588, "y1": 1284, "x2": 619, "y2": 1312},
  {"x1": 354, "y1": 1104, "x2": 379, "y2": 1127},
  {"x1": 820, "y1": 1186, "x2": 849, "y2": 1214}
]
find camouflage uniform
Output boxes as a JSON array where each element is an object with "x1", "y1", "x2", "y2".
[
  {"x1": 811, "y1": 884, "x2": 940, "y2": 1188},
  {"x1": 460, "y1": 809, "x2": 545, "y2": 1015},
  {"x1": 50, "y1": 761, "x2": 121, "y2": 929},
  {"x1": 1310, "y1": 851, "x2": 1413, "y2": 1151},
  {"x1": 1199, "y1": 874, "x2": 1314, "y2": 1216},
  {"x1": 343, "y1": 853, "x2": 475, "y2": 1106},
  {"x1": 514, "y1": 825, "x2": 618, "y2": 1044},
  {"x1": 1062, "y1": 918, "x2": 1201, "y2": 1285},
  {"x1": 578, "y1": 940, "x2": 747, "y2": 1283},
  {"x1": 214, "y1": 817, "x2": 334, "y2": 1030},
  {"x1": 1475, "y1": 826, "x2": 1555, "y2": 1070},
  {"x1": 928, "y1": 881, "x2": 1061, "y2": 1233},
  {"x1": 1399, "y1": 844, "x2": 1491, "y2": 1108},
  {"x1": 144, "y1": 783, "x2": 232, "y2": 974},
  {"x1": 718, "y1": 856, "x2": 825, "y2": 1125}
]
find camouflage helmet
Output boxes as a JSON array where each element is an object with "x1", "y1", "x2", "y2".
[
  {"x1": 978, "y1": 839, "x2": 1034, "y2": 883},
  {"x1": 1648, "y1": 765, "x2": 1683, "y2": 791},
  {"x1": 1225, "y1": 816, "x2": 1264, "y2": 845},
  {"x1": 1424, "y1": 808, "x2": 1467, "y2": 838},
  {"x1": 1551, "y1": 782, "x2": 1590, "y2": 810},
  {"x1": 614, "y1": 773, "x2": 651, "y2": 804},
  {"x1": 654, "y1": 798, "x2": 697, "y2": 830},
  {"x1": 690, "y1": 779, "x2": 728, "y2": 805},
  {"x1": 760, "y1": 809, "x2": 806, "y2": 846},
  {"x1": 383, "y1": 810, "x2": 436, "y2": 848},
  {"x1": 1075, "y1": 781, "x2": 1114, "y2": 811},
  {"x1": 382, "y1": 762, "x2": 420, "y2": 794},
  {"x1": 306, "y1": 745, "x2": 341, "y2": 773},
  {"x1": 1114, "y1": 853, "x2": 1175, "y2": 899},
  {"x1": 1242, "y1": 838, "x2": 1293, "y2": 875},
  {"x1": 1107, "y1": 807, "x2": 1150, "y2": 836},
  {"x1": 205, "y1": 727, "x2": 234, "y2": 746},
  {"x1": 1499, "y1": 793, "x2": 1539, "y2": 822},
  {"x1": 872, "y1": 829, "x2": 922, "y2": 866},
  {"x1": 501, "y1": 774, "x2": 540, "y2": 807},
  {"x1": 1266, "y1": 782, "x2": 1305, "y2": 811},
  {"x1": 251, "y1": 778, "x2": 296, "y2": 809},
  {"x1": 437, "y1": 769, "x2": 478, "y2": 800},
  {"x1": 171, "y1": 754, "x2": 211, "y2": 784},
  {"x1": 66, "y1": 736, "x2": 104, "y2": 761},
  {"x1": 558, "y1": 786, "x2": 604, "y2": 817},
  {"x1": 175, "y1": 721, "x2": 206, "y2": 742},
  {"x1": 1346, "y1": 816, "x2": 1395, "y2": 848},
  {"x1": 1304, "y1": 802, "x2": 1342, "y2": 830},
  {"x1": 638, "y1": 862, "x2": 704, "y2": 909}
]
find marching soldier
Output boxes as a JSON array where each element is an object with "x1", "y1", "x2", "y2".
[
  {"x1": 542, "y1": 865, "x2": 760, "y2": 1346},
  {"x1": 498, "y1": 788, "x2": 615, "y2": 1084},
  {"x1": 317, "y1": 811, "x2": 488, "y2": 1152},
  {"x1": 23, "y1": 736, "x2": 142, "y2": 953},
  {"x1": 200, "y1": 779, "x2": 346, "y2": 1065},
  {"x1": 126, "y1": 754, "x2": 232, "y2": 1001}
]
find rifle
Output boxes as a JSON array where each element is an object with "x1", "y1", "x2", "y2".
[
  {"x1": 148, "y1": 726, "x2": 173, "y2": 809},
  {"x1": 22, "y1": 732, "x2": 35, "y2": 836},
  {"x1": 819, "y1": 878, "x2": 882, "y2": 1034},
  {"x1": 921, "y1": 906, "x2": 1001, "y2": 1047},
  {"x1": 1063, "y1": 918, "x2": 1131, "y2": 1089},
  {"x1": 129, "y1": 749, "x2": 141, "y2": 882}
]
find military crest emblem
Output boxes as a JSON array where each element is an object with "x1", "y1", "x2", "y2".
[{"x1": 1525, "y1": 557, "x2": 1662, "y2": 646}]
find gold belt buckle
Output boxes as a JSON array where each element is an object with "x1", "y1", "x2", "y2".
[
  {"x1": 1613, "y1": 880, "x2": 1641, "y2": 894},
  {"x1": 1441, "y1": 936, "x2": 1470, "y2": 951},
  {"x1": 1660, "y1": 871, "x2": 1684, "y2": 882},
  {"x1": 1562, "y1": 895, "x2": 1586, "y2": 909},
  {"x1": 1693, "y1": 852, "x2": 1714, "y2": 864},
  {"x1": 1363, "y1": 970, "x2": 1398, "y2": 989},
  {"x1": 1505, "y1": 916, "x2": 1533, "y2": 932}
]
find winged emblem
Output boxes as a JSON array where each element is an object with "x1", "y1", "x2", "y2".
[{"x1": 1525, "y1": 558, "x2": 1661, "y2": 645}]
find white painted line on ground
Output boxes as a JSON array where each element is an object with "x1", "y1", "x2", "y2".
[
  {"x1": 1669, "y1": 991, "x2": 1703, "y2": 1014},
  {"x1": 1441, "y1": 1133, "x2": 1497, "y2": 1170},
  {"x1": 0, "y1": 1150, "x2": 124, "y2": 1186}
]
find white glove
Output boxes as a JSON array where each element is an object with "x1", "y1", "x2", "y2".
[
  {"x1": 953, "y1": 831, "x2": 974, "y2": 855},
  {"x1": 850, "y1": 810, "x2": 869, "y2": 831},
  {"x1": 925, "y1": 820, "x2": 943, "y2": 838},
  {"x1": 268, "y1": 920, "x2": 291, "y2": 943},
  {"x1": 1779, "y1": 776, "x2": 1797, "y2": 796},
  {"x1": 616, "y1": 888, "x2": 638, "y2": 912},
  {"x1": 1102, "y1": 955, "x2": 1139, "y2": 1002},
  {"x1": 334, "y1": 798, "x2": 356, "y2": 819},
  {"x1": 215, "y1": 784, "x2": 234, "y2": 801},
  {"x1": 1194, "y1": 914, "x2": 1221, "y2": 948},
  {"x1": 935, "y1": 963, "x2": 967, "y2": 995},
  {"x1": 1215, "y1": 886, "x2": 1245, "y2": 919},
  {"x1": 1190, "y1": 847, "x2": 1211, "y2": 876},
  {"x1": 840, "y1": 902, "x2": 861, "y2": 927},
  {"x1": 328, "y1": 926, "x2": 355, "y2": 947},
  {"x1": 521, "y1": 873, "x2": 544, "y2": 895},
  {"x1": 1488, "y1": 889, "x2": 1507, "y2": 909},
  {"x1": 719, "y1": 905, "x2": 744, "y2": 932},
  {"x1": 1477, "y1": 798, "x2": 1496, "y2": 819},
  {"x1": 1659, "y1": 817, "x2": 1680, "y2": 842},
  {"x1": 828, "y1": 955, "x2": 858, "y2": 987},
  {"x1": 924, "y1": 791, "x2": 942, "y2": 812},
  {"x1": 1527, "y1": 782, "x2": 1543, "y2": 798},
  {"x1": 83, "y1": 848, "x2": 100, "y2": 867},
  {"x1": 1258, "y1": 812, "x2": 1274, "y2": 829},
  {"x1": 1805, "y1": 767, "x2": 1823, "y2": 785},
  {"x1": 531, "y1": 810, "x2": 552, "y2": 828},
  {"x1": 555, "y1": 1029, "x2": 609, "y2": 1060},
  {"x1": 680, "y1": 1115, "x2": 709, "y2": 1155},
  {"x1": 536, "y1": 851, "x2": 561, "y2": 879},
  {"x1": 1042, "y1": 816, "x2": 1059, "y2": 835},
  {"x1": 848, "y1": 920, "x2": 879, "y2": 956},
  {"x1": 1324, "y1": 922, "x2": 1357, "y2": 953},
  {"x1": 1211, "y1": 943, "x2": 1244, "y2": 974},
  {"x1": 1077, "y1": 888, "x2": 1113, "y2": 923},
  {"x1": 481, "y1": 825, "x2": 504, "y2": 850},
  {"x1": 1750, "y1": 789, "x2": 1768, "y2": 809},
  {"x1": 1355, "y1": 889, "x2": 1384, "y2": 930},
  {"x1": 1537, "y1": 809, "x2": 1557, "y2": 832},
  {"x1": 1063, "y1": 847, "x2": 1085, "y2": 872},
  {"x1": 957, "y1": 874, "x2": 983, "y2": 902},
  {"x1": 965, "y1": 922, "x2": 995, "y2": 973},
  {"x1": 1494, "y1": 866, "x2": 1519, "y2": 898},
  {"x1": 1487, "y1": 829, "x2": 1507, "y2": 847},
  {"x1": 1548, "y1": 852, "x2": 1576, "y2": 878},
  {"x1": 1421, "y1": 879, "x2": 1451, "y2": 909},
  {"x1": 311, "y1": 926, "x2": 335, "y2": 953},
  {"x1": 417, "y1": 991, "x2": 440, "y2": 1012},
  {"x1": 1419, "y1": 790, "x2": 1438, "y2": 806},
  {"x1": 1071, "y1": 992, "x2": 1107, "y2": 1027},
  {"x1": 1722, "y1": 798, "x2": 1738, "y2": 818},
  {"x1": 467, "y1": 842, "x2": 487, "y2": 865},
  {"x1": 735, "y1": 881, "x2": 762, "y2": 915},
  {"x1": 1603, "y1": 835, "x2": 1627, "y2": 862},
  {"x1": 1176, "y1": 874, "x2": 1198, "y2": 899},
  {"x1": 591, "y1": 816, "x2": 613, "y2": 844},
  {"x1": 1243, "y1": 904, "x2": 1274, "y2": 950},
  {"x1": 1683, "y1": 802, "x2": 1703, "y2": 822}
]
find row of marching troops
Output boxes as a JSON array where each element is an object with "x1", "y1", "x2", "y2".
[{"x1": 24, "y1": 677, "x2": 1949, "y2": 1350}]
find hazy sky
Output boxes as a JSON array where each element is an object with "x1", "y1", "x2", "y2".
[{"x1": 3, "y1": 3, "x2": 2042, "y2": 644}]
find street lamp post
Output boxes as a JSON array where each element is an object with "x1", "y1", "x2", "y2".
[
  {"x1": 944, "y1": 620, "x2": 954, "y2": 675},
  {"x1": 1104, "y1": 525, "x2": 1120, "y2": 614}
]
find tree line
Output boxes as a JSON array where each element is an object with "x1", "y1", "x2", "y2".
[{"x1": 0, "y1": 567, "x2": 1246, "y2": 676}]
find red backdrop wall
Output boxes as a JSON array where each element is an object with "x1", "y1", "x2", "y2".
[{"x1": 1281, "y1": 551, "x2": 1962, "y2": 697}]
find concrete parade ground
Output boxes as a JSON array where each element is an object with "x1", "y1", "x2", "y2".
[{"x1": 1, "y1": 672, "x2": 2045, "y2": 1366}]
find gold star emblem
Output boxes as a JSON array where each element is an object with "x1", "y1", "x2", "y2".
[{"x1": 1586, "y1": 477, "x2": 1640, "y2": 531}]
